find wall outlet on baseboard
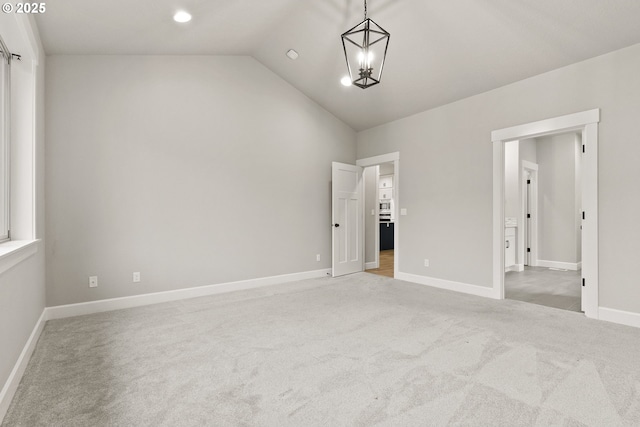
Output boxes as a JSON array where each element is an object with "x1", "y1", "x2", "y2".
[
  {"x1": 316, "y1": 254, "x2": 321, "y2": 262},
  {"x1": 424, "y1": 259, "x2": 429, "y2": 267},
  {"x1": 133, "y1": 272, "x2": 141, "y2": 283},
  {"x1": 89, "y1": 276, "x2": 98, "y2": 288}
]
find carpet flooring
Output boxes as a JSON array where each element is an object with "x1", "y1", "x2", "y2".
[
  {"x1": 505, "y1": 267, "x2": 582, "y2": 312},
  {"x1": 4, "y1": 273, "x2": 640, "y2": 426}
]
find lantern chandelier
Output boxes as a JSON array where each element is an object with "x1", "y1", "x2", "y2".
[{"x1": 341, "y1": 0, "x2": 390, "y2": 89}]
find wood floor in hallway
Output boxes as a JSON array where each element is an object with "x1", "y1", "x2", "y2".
[{"x1": 366, "y1": 249, "x2": 394, "y2": 278}]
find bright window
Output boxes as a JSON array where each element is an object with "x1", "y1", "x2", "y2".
[{"x1": 0, "y1": 36, "x2": 10, "y2": 241}]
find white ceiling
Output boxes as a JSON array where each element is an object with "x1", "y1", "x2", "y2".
[{"x1": 35, "y1": 0, "x2": 640, "y2": 131}]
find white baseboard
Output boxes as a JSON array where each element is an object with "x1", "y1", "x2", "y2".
[
  {"x1": 505, "y1": 264, "x2": 524, "y2": 273},
  {"x1": 396, "y1": 272, "x2": 497, "y2": 299},
  {"x1": 365, "y1": 261, "x2": 378, "y2": 270},
  {"x1": 537, "y1": 260, "x2": 581, "y2": 271},
  {"x1": 46, "y1": 268, "x2": 331, "y2": 320},
  {"x1": 598, "y1": 307, "x2": 640, "y2": 329},
  {"x1": 0, "y1": 309, "x2": 47, "y2": 423}
]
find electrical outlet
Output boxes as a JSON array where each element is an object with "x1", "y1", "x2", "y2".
[
  {"x1": 133, "y1": 272, "x2": 141, "y2": 283},
  {"x1": 316, "y1": 254, "x2": 321, "y2": 262},
  {"x1": 424, "y1": 259, "x2": 429, "y2": 267},
  {"x1": 89, "y1": 276, "x2": 98, "y2": 288}
]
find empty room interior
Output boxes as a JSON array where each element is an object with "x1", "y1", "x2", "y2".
[{"x1": 2, "y1": 2, "x2": 640, "y2": 426}]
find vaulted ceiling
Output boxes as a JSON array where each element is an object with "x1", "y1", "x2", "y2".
[{"x1": 35, "y1": 0, "x2": 640, "y2": 130}]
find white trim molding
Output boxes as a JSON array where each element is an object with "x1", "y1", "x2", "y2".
[
  {"x1": 492, "y1": 109, "x2": 600, "y2": 319},
  {"x1": 599, "y1": 307, "x2": 640, "y2": 329},
  {"x1": 396, "y1": 272, "x2": 497, "y2": 299},
  {"x1": 537, "y1": 260, "x2": 582, "y2": 271},
  {"x1": 46, "y1": 268, "x2": 331, "y2": 320},
  {"x1": 0, "y1": 240, "x2": 38, "y2": 276},
  {"x1": 491, "y1": 109, "x2": 600, "y2": 142},
  {"x1": 520, "y1": 161, "x2": 538, "y2": 269},
  {"x1": 0, "y1": 310, "x2": 47, "y2": 423},
  {"x1": 356, "y1": 152, "x2": 399, "y2": 167}
]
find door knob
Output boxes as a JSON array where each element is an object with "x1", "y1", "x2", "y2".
[{"x1": 334, "y1": 224, "x2": 340, "y2": 227}]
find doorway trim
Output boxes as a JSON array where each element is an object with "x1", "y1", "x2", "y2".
[
  {"x1": 357, "y1": 152, "x2": 400, "y2": 278},
  {"x1": 491, "y1": 109, "x2": 599, "y2": 318},
  {"x1": 520, "y1": 161, "x2": 538, "y2": 270}
]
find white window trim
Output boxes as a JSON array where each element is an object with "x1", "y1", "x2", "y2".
[
  {"x1": 0, "y1": 35, "x2": 10, "y2": 242},
  {"x1": 0, "y1": 15, "x2": 40, "y2": 274},
  {"x1": 0, "y1": 239, "x2": 38, "y2": 275}
]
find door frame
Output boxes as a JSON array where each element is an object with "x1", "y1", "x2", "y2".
[
  {"x1": 357, "y1": 152, "x2": 400, "y2": 278},
  {"x1": 491, "y1": 109, "x2": 599, "y2": 318},
  {"x1": 363, "y1": 166, "x2": 380, "y2": 270},
  {"x1": 520, "y1": 161, "x2": 538, "y2": 269}
]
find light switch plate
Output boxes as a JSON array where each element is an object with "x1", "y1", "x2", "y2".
[{"x1": 400, "y1": 208, "x2": 407, "y2": 216}]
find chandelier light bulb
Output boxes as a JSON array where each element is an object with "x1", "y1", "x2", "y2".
[{"x1": 173, "y1": 11, "x2": 192, "y2": 23}]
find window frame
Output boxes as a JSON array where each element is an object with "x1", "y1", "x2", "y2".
[{"x1": 0, "y1": 35, "x2": 10, "y2": 242}]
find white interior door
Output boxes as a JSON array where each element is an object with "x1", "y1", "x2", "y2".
[{"x1": 332, "y1": 162, "x2": 363, "y2": 277}]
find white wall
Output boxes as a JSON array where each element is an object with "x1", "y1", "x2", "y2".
[
  {"x1": 504, "y1": 141, "x2": 519, "y2": 220},
  {"x1": 45, "y1": 55, "x2": 356, "y2": 306},
  {"x1": 536, "y1": 133, "x2": 579, "y2": 264},
  {"x1": 575, "y1": 134, "x2": 582, "y2": 262},
  {"x1": 357, "y1": 42, "x2": 640, "y2": 314},
  {"x1": 519, "y1": 138, "x2": 537, "y2": 165},
  {"x1": 0, "y1": 15, "x2": 46, "y2": 411}
]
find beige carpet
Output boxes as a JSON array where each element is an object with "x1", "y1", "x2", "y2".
[{"x1": 3, "y1": 272, "x2": 640, "y2": 426}]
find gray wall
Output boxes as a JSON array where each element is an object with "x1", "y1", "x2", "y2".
[
  {"x1": 379, "y1": 163, "x2": 394, "y2": 175},
  {"x1": 45, "y1": 55, "x2": 356, "y2": 306},
  {"x1": 536, "y1": 133, "x2": 579, "y2": 264},
  {"x1": 357, "y1": 42, "x2": 640, "y2": 314},
  {"x1": 364, "y1": 166, "x2": 377, "y2": 263}
]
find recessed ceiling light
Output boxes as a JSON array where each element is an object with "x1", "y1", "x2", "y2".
[
  {"x1": 286, "y1": 49, "x2": 299, "y2": 60},
  {"x1": 173, "y1": 11, "x2": 192, "y2": 23},
  {"x1": 340, "y1": 76, "x2": 352, "y2": 87}
]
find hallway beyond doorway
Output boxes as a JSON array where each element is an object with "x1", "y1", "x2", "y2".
[{"x1": 366, "y1": 250, "x2": 394, "y2": 278}]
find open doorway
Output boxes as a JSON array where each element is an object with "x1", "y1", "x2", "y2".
[
  {"x1": 331, "y1": 153, "x2": 399, "y2": 278},
  {"x1": 353, "y1": 152, "x2": 400, "y2": 279},
  {"x1": 503, "y1": 132, "x2": 582, "y2": 312},
  {"x1": 363, "y1": 162, "x2": 395, "y2": 278},
  {"x1": 492, "y1": 109, "x2": 599, "y2": 319}
]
